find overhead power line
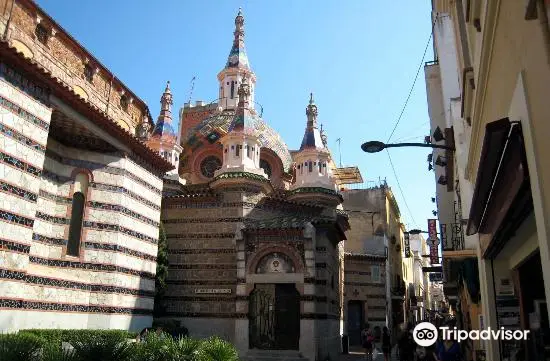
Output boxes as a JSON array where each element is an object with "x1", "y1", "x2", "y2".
[
  {"x1": 386, "y1": 16, "x2": 438, "y2": 143},
  {"x1": 385, "y1": 150, "x2": 418, "y2": 227}
]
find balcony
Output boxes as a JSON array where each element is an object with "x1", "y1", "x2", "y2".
[
  {"x1": 391, "y1": 277, "x2": 406, "y2": 298},
  {"x1": 440, "y1": 199, "x2": 476, "y2": 258}
]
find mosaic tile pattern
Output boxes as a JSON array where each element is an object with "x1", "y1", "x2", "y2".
[
  {"x1": 32, "y1": 233, "x2": 67, "y2": 246},
  {"x1": 0, "y1": 63, "x2": 51, "y2": 106},
  {"x1": 1, "y1": 180, "x2": 38, "y2": 202},
  {"x1": 168, "y1": 264, "x2": 236, "y2": 270},
  {"x1": 36, "y1": 211, "x2": 69, "y2": 225},
  {"x1": 1, "y1": 150, "x2": 41, "y2": 177},
  {"x1": 0, "y1": 269, "x2": 155, "y2": 297},
  {"x1": 0, "y1": 239, "x2": 30, "y2": 253},
  {"x1": 29, "y1": 256, "x2": 156, "y2": 279},
  {"x1": 183, "y1": 110, "x2": 292, "y2": 171},
  {"x1": 83, "y1": 220, "x2": 158, "y2": 244},
  {"x1": 0, "y1": 208, "x2": 34, "y2": 227},
  {"x1": 166, "y1": 278, "x2": 236, "y2": 286},
  {"x1": 0, "y1": 122, "x2": 46, "y2": 152},
  {"x1": 88, "y1": 201, "x2": 159, "y2": 227},
  {"x1": 85, "y1": 242, "x2": 156, "y2": 262},
  {"x1": 0, "y1": 298, "x2": 152, "y2": 315},
  {"x1": 90, "y1": 182, "x2": 160, "y2": 211},
  {"x1": 46, "y1": 150, "x2": 162, "y2": 195}
]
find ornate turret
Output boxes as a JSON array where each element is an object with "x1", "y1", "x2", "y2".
[
  {"x1": 211, "y1": 79, "x2": 271, "y2": 192},
  {"x1": 217, "y1": 9, "x2": 257, "y2": 110},
  {"x1": 289, "y1": 94, "x2": 340, "y2": 206},
  {"x1": 146, "y1": 81, "x2": 184, "y2": 183}
]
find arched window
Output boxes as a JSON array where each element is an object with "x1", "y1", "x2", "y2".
[
  {"x1": 230, "y1": 81, "x2": 235, "y2": 99},
  {"x1": 308, "y1": 161, "x2": 313, "y2": 173},
  {"x1": 67, "y1": 172, "x2": 89, "y2": 256}
]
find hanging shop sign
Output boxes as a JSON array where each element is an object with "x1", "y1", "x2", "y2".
[
  {"x1": 428, "y1": 219, "x2": 440, "y2": 265},
  {"x1": 404, "y1": 232, "x2": 411, "y2": 258},
  {"x1": 439, "y1": 223, "x2": 447, "y2": 250}
]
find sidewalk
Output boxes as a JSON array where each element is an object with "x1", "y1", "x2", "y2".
[{"x1": 339, "y1": 346, "x2": 399, "y2": 361}]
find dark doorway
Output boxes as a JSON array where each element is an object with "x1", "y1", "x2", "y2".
[
  {"x1": 249, "y1": 283, "x2": 300, "y2": 350},
  {"x1": 347, "y1": 300, "x2": 364, "y2": 346},
  {"x1": 518, "y1": 251, "x2": 549, "y2": 360}
]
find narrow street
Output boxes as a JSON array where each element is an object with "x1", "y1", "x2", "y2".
[{"x1": 340, "y1": 347, "x2": 400, "y2": 361}]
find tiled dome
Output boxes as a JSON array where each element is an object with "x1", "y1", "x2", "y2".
[{"x1": 183, "y1": 109, "x2": 292, "y2": 171}]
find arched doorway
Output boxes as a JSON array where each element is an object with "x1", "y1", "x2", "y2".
[{"x1": 249, "y1": 283, "x2": 300, "y2": 350}]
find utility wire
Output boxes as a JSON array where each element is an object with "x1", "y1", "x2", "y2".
[
  {"x1": 386, "y1": 16, "x2": 438, "y2": 143},
  {"x1": 385, "y1": 149, "x2": 418, "y2": 227}
]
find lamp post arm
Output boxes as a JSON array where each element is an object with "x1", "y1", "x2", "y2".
[{"x1": 385, "y1": 143, "x2": 455, "y2": 151}]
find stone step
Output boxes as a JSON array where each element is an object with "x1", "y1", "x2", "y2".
[{"x1": 242, "y1": 349, "x2": 308, "y2": 361}]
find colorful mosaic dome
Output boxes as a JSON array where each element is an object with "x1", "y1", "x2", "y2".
[
  {"x1": 152, "y1": 120, "x2": 176, "y2": 140},
  {"x1": 183, "y1": 109, "x2": 293, "y2": 172}
]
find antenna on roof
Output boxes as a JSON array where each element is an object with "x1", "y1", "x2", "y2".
[
  {"x1": 335, "y1": 138, "x2": 343, "y2": 167},
  {"x1": 187, "y1": 76, "x2": 196, "y2": 104}
]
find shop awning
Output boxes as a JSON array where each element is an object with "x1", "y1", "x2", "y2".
[{"x1": 466, "y1": 118, "x2": 532, "y2": 257}]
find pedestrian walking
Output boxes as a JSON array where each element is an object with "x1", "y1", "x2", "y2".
[
  {"x1": 361, "y1": 323, "x2": 374, "y2": 361},
  {"x1": 381, "y1": 327, "x2": 391, "y2": 361},
  {"x1": 397, "y1": 323, "x2": 415, "y2": 361},
  {"x1": 436, "y1": 329, "x2": 461, "y2": 361}
]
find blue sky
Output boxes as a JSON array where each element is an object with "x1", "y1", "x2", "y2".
[{"x1": 37, "y1": 0, "x2": 436, "y2": 230}]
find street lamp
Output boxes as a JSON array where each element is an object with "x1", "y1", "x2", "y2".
[{"x1": 361, "y1": 141, "x2": 455, "y2": 153}]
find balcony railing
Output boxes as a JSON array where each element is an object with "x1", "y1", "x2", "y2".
[{"x1": 441, "y1": 222, "x2": 465, "y2": 251}]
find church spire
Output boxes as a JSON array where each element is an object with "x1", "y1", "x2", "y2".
[
  {"x1": 217, "y1": 9, "x2": 256, "y2": 110},
  {"x1": 158, "y1": 81, "x2": 173, "y2": 123},
  {"x1": 225, "y1": 8, "x2": 250, "y2": 70},
  {"x1": 152, "y1": 81, "x2": 176, "y2": 139},
  {"x1": 300, "y1": 93, "x2": 325, "y2": 150}
]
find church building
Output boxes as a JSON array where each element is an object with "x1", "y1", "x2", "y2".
[
  {"x1": 0, "y1": 2, "x2": 367, "y2": 360},
  {"x1": 149, "y1": 10, "x2": 361, "y2": 361}
]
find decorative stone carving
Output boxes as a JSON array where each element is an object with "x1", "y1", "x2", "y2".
[
  {"x1": 256, "y1": 252, "x2": 295, "y2": 274},
  {"x1": 303, "y1": 222, "x2": 315, "y2": 239},
  {"x1": 136, "y1": 117, "x2": 151, "y2": 140}
]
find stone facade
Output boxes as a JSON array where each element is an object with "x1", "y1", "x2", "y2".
[
  {"x1": 0, "y1": 0, "x2": 172, "y2": 331},
  {"x1": 341, "y1": 186, "x2": 405, "y2": 344}
]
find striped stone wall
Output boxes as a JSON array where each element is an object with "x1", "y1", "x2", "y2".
[
  {"x1": 0, "y1": 68, "x2": 163, "y2": 331},
  {"x1": 160, "y1": 197, "x2": 239, "y2": 340},
  {"x1": 344, "y1": 255, "x2": 387, "y2": 328}
]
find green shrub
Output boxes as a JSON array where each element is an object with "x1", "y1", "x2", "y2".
[
  {"x1": 0, "y1": 333, "x2": 44, "y2": 361},
  {"x1": 173, "y1": 337, "x2": 202, "y2": 361},
  {"x1": 132, "y1": 332, "x2": 178, "y2": 361},
  {"x1": 70, "y1": 332, "x2": 134, "y2": 361},
  {"x1": 197, "y1": 337, "x2": 239, "y2": 361},
  {"x1": 18, "y1": 329, "x2": 137, "y2": 346},
  {"x1": 41, "y1": 343, "x2": 77, "y2": 361}
]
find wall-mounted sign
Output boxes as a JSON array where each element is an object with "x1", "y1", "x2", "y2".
[
  {"x1": 428, "y1": 219, "x2": 439, "y2": 265},
  {"x1": 195, "y1": 289, "x2": 232, "y2": 294},
  {"x1": 439, "y1": 223, "x2": 447, "y2": 250},
  {"x1": 404, "y1": 232, "x2": 411, "y2": 258},
  {"x1": 496, "y1": 278, "x2": 514, "y2": 296}
]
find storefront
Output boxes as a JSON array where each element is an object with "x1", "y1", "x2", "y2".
[{"x1": 467, "y1": 118, "x2": 549, "y2": 360}]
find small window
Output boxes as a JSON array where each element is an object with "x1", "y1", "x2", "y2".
[
  {"x1": 246, "y1": 145, "x2": 251, "y2": 158},
  {"x1": 230, "y1": 81, "x2": 235, "y2": 99},
  {"x1": 236, "y1": 145, "x2": 240, "y2": 157},
  {"x1": 371, "y1": 265, "x2": 381, "y2": 283},
  {"x1": 67, "y1": 191, "x2": 85, "y2": 256},
  {"x1": 35, "y1": 23, "x2": 49, "y2": 45},
  {"x1": 120, "y1": 94, "x2": 129, "y2": 111},
  {"x1": 318, "y1": 162, "x2": 322, "y2": 173},
  {"x1": 84, "y1": 63, "x2": 94, "y2": 83},
  {"x1": 308, "y1": 161, "x2": 313, "y2": 173}
]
